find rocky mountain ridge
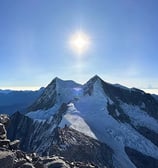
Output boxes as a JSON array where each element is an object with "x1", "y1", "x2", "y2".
[
  {"x1": 0, "y1": 114, "x2": 100, "y2": 168},
  {"x1": 5, "y1": 76, "x2": 158, "y2": 167}
]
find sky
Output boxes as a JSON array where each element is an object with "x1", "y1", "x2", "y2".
[{"x1": 0, "y1": 0, "x2": 158, "y2": 93}]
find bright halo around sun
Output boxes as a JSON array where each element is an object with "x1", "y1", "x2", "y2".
[{"x1": 69, "y1": 31, "x2": 90, "y2": 56}]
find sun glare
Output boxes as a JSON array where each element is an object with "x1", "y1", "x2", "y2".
[{"x1": 69, "y1": 31, "x2": 90, "y2": 56}]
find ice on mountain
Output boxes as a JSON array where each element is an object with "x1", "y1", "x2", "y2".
[
  {"x1": 23, "y1": 76, "x2": 158, "y2": 168},
  {"x1": 121, "y1": 103, "x2": 158, "y2": 134}
]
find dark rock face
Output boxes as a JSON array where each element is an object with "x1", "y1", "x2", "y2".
[
  {"x1": 10, "y1": 140, "x2": 20, "y2": 150},
  {"x1": 7, "y1": 105, "x2": 68, "y2": 153},
  {"x1": 49, "y1": 127, "x2": 114, "y2": 168},
  {"x1": 125, "y1": 147, "x2": 158, "y2": 168},
  {"x1": 83, "y1": 76, "x2": 158, "y2": 123},
  {"x1": 28, "y1": 78, "x2": 57, "y2": 111},
  {"x1": 27, "y1": 77, "x2": 82, "y2": 112},
  {"x1": 0, "y1": 114, "x2": 11, "y2": 149},
  {"x1": 7, "y1": 111, "x2": 35, "y2": 152},
  {"x1": 107, "y1": 100, "x2": 131, "y2": 123},
  {"x1": 0, "y1": 151, "x2": 14, "y2": 168},
  {"x1": 134, "y1": 126, "x2": 158, "y2": 147},
  {"x1": 0, "y1": 123, "x2": 7, "y2": 139},
  {"x1": 83, "y1": 75, "x2": 100, "y2": 96},
  {"x1": 0, "y1": 114, "x2": 9, "y2": 126},
  {"x1": 101, "y1": 80, "x2": 158, "y2": 119},
  {"x1": 1, "y1": 114, "x2": 99, "y2": 168},
  {"x1": 7, "y1": 112, "x2": 114, "y2": 167}
]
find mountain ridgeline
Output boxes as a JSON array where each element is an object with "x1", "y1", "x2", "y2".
[
  {"x1": 0, "y1": 88, "x2": 44, "y2": 115},
  {"x1": 5, "y1": 76, "x2": 158, "y2": 168}
]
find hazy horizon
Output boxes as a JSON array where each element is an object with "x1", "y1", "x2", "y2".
[
  {"x1": 0, "y1": 75, "x2": 158, "y2": 95},
  {"x1": 1, "y1": 0, "x2": 158, "y2": 93}
]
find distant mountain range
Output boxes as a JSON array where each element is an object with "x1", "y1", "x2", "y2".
[
  {"x1": 0, "y1": 88, "x2": 44, "y2": 115},
  {"x1": 3, "y1": 75, "x2": 158, "y2": 167}
]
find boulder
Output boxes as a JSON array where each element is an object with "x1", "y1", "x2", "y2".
[
  {"x1": 10, "y1": 139, "x2": 20, "y2": 150},
  {"x1": 14, "y1": 158, "x2": 27, "y2": 168},
  {"x1": 41, "y1": 157, "x2": 56, "y2": 164},
  {"x1": 0, "y1": 139, "x2": 10, "y2": 147},
  {"x1": 25, "y1": 154, "x2": 32, "y2": 162},
  {"x1": 0, "y1": 151, "x2": 14, "y2": 168},
  {"x1": 34, "y1": 161, "x2": 46, "y2": 168},
  {"x1": 0, "y1": 134, "x2": 7, "y2": 140},
  {"x1": 0, "y1": 123, "x2": 6, "y2": 139},
  {"x1": 0, "y1": 114, "x2": 9, "y2": 126},
  {"x1": 46, "y1": 159, "x2": 70, "y2": 168},
  {"x1": 21, "y1": 162, "x2": 35, "y2": 168},
  {"x1": 15, "y1": 150, "x2": 26, "y2": 159}
]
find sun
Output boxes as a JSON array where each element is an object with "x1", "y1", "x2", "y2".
[{"x1": 69, "y1": 31, "x2": 90, "y2": 56}]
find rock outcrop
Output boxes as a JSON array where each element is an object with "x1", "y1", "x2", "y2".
[
  {"x1": 0, "y1": 114, "x2": 100, "y2": 168},
  {"x1": 49, "y1": 127, "x2": 113, "y2": 167}
]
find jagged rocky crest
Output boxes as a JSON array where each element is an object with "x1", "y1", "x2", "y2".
[
  {"x1": 7, "y1": 112, "x2": 114, "y2": 167},
  {"x1": 0, "y1": 114, "x2": 101, "y2": 168}
]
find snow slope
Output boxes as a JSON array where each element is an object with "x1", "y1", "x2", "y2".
[
  {"x1": 26, "y1": 76, "x2": 158, "y2": 168},
  {"x1": 59, "y1": 79, "x2": 158, "y2": 168},
  {"x1": 27, "y1": 78, "x2": 82, "y2": 120}
]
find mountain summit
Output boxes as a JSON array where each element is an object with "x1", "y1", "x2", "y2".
[{"x1": 7, "y1": 76, "x2": 158, "y2": 168}]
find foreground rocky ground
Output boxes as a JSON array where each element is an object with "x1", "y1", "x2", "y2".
[{"x1": 0, "y1": 114, "x2": 98, "y2": 168}]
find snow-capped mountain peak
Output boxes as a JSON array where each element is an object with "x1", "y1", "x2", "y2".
[
  {"x1": 83, "y1": 75, "x2": 104, "y2": 96},
  {"x1": 87, "y1": 74, "x2": 102, "y2": 82},
  {"x1": 7, "y1": 76, "x2": 158, "y2": 168},
  {"x1": 27, "y1": 77, "x2": 82, "y2": 117}
]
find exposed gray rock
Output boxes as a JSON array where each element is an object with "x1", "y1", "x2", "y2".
[
  {"x1": 101, "y1": 79, "x2": 158, "y2": 119},
  {"x1": 41, "y1": 157, "x2": 56, "y2": 164},
  {"x1": 6, "y1": 111, "x2": 35, "y2": 151},
  {"x1": 34, "y1": 161, "x2": 46, "y2": 168},
  {"x1": 14, "y1": 158, "x2": 27, "y2": 168},
  {"x1": 6, "y1": 110, "x2": 113, "y2": 168},
  {"x1": 21, "y1": 162, "x2": 35, "y2": 168},
  {"x1": 15, "y1": 150, "x2": 26, "y2": 159},
  {"x1": 10, "y1": 140, "x2": 20, "y2": 150},
  {"x1": 49, "y1": 127, "x2": 113, "y2": 168},
  {"x1": 0, "y1": 123, "x2": 7, "y2": 139},
  {"x1": 0, "y1": 114, "x2": 100, "y2": 168},
  {"x1": 28, "y1": 78, "x2": 58, "y2": 111},
  {"x1": 46, "y1": 159, "x2": 70, "y2": 168},
  {"x1": 125, "y1": 146, "x2": 158, "y2": 168},
  {"x1": 0, "y1": 151, "x2": 14, "y2": 168},
  {"x1": 0, "y1": 114, "x2": 9, "y2": 126},
  {"x1": 133, "y1": 125, "x2": 158, "y2": 147},
  {"x1": 7, "y1": 111, "x2": 113, "y2": 167},
  {"x1": 0, "y1": 139, "x2": 10, "y2": 147}
]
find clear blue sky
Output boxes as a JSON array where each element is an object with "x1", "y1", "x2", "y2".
[{"x1": 0, "y1": 0, "x2": 158, "y2": 91}]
